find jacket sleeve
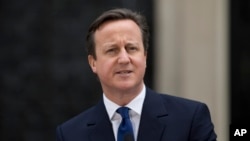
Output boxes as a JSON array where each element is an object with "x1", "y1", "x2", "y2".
[{"x1": 190, "y1": 103, "x2": 217, "y2": 141}]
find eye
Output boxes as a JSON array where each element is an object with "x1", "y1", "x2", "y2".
[
  {"x1": 107, "y1": 48, "x2": 115, "y2": 52},
  {"x1": 127, "y1": 46, "x2": 138, "y2": 52},
  {"x1": 130, "y1": 47, "x2": 137, "y2": 50},
  {"x1": 106, "y1": 48, "x2": 117, "y2": 55}
]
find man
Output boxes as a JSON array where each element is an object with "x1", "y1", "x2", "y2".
[{"x1": 56, "y1": 8, "x2": 217, "y2": 141}]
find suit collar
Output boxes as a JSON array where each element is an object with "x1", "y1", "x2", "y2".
[
  {"x1": 87, "y1": 87, "x2": 169, "y2": 141},
  {"x1": 137, "y1": 88, "x2": 169, "y2": 141},
  {"x1": 88, "y1": 99, "x2": 115, "y2": 141}
]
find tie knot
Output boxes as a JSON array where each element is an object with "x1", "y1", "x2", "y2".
[{"x1": 117, "y1": 107, "x2": 130, "y2": 119}]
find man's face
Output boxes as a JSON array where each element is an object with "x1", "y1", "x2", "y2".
[{"x1": 88, "y1": 19, "x2": 147, "y2": 94}]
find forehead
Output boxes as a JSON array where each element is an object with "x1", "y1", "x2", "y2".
[
  {"x1": 93, "y1": 20, "x2": 142, "y2": 47},
  {"x1": 96, "y1": 19, "x2": 140, "y2": 33}
]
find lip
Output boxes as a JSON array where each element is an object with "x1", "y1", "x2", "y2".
[{"x1": 116, "y1": 70, "x2": 133, "y2": 74}]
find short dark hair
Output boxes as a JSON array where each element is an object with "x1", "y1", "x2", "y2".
[{"x1": 86, "y1": 8, "x2": 149, "y2": 59}]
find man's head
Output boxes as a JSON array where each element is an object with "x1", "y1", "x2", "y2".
[
  {"x1": 86, "y1": 8, "x2": 149, "y2": 96},
  {"x1": 86, "y1": 8, "x2": 149, "y2": 59}
]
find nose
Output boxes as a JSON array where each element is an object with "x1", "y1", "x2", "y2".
[{"x1": 117, "y1": 48, "x2": 130, "y2": 64}]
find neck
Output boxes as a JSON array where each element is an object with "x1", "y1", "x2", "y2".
[{"x1": 103, "y1": 84, "x2": 144, "y2": 106}]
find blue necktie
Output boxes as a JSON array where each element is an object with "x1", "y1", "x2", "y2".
[{"x1": 117, "y1": 107, "x2": 135, "y2": 141}]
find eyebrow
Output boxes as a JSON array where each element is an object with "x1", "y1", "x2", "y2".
[{"x1": 103, "y1": 41, "x2": 139, "y2": 47}]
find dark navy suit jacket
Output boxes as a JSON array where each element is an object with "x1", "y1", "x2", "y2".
[{"x1": 56, "y1": 88, "x2": 217, "y2": 141}]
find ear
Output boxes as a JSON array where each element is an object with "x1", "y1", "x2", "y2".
[
  {"x1": 144, "y1": 51, "x2": 147, "y2": 67},
  {"x1": 143, "y1": 50, "x2": 148, "y2": 57},
  {"x1": 88, "y1": 55, "x2": 97, "y2": 73}
]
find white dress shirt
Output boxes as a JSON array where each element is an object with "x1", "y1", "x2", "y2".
[{"x1": 103, "y1": 85, "x2": 146, "y2": 141}]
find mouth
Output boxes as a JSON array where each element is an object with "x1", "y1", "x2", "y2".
[
  {"x1": 116, "y1": 70, "x2": 133, "y2": 77},
  {"x1": 116, "y1": 70, "x2": 133, "y2": 74}
]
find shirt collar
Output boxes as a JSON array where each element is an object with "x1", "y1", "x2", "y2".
[{"x1": 103, "y1": 84, "x2": 146, "y2": 120}]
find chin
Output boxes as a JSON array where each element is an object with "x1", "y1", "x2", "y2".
[{"x1": 116, "y1": 82, "x2": 140, "y2": 91}]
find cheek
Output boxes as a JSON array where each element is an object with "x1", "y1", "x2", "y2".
[
  {"x1": 133, "y1": 57, "x2": 147, "y2": 73},
  {"x1": 137, "y1": 56, "x2": 147, "y2": 68},
  {"x1": 96, "y1": 60, "x2": 113, "y2": 75}
]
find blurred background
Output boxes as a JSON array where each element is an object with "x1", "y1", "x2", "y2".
[{"x1": 0, "y1": 0, "x2": 249, "y2": 141}]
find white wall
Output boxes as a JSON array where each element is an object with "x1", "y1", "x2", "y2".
[{"x1": 154, "y1": 0, "x2": 229, "y2": 141}]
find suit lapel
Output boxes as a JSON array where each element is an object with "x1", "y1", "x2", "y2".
[
  {"x1": 137, "y1": 88, "x2": 169, "y2": 141},
  {"x1": 88, "y1": 100, "x2": 115, "y2": 141},
  {"x1": 87, "y1": 88, "x2": 169, "y2": 141}
]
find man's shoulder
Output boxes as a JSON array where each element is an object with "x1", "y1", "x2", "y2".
[
  {"x1": 146, "y1": 87, "x2": 206, "y2": 109},
  {"x1": 58, "y1": 105, "x2": 96, "y2": 130},
  {"x1": 160, "y1": 92, "x2": 204, "y2": 105},
  {"x1": 146, "y1": 88, "x2": 210, "y2": 120}
]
